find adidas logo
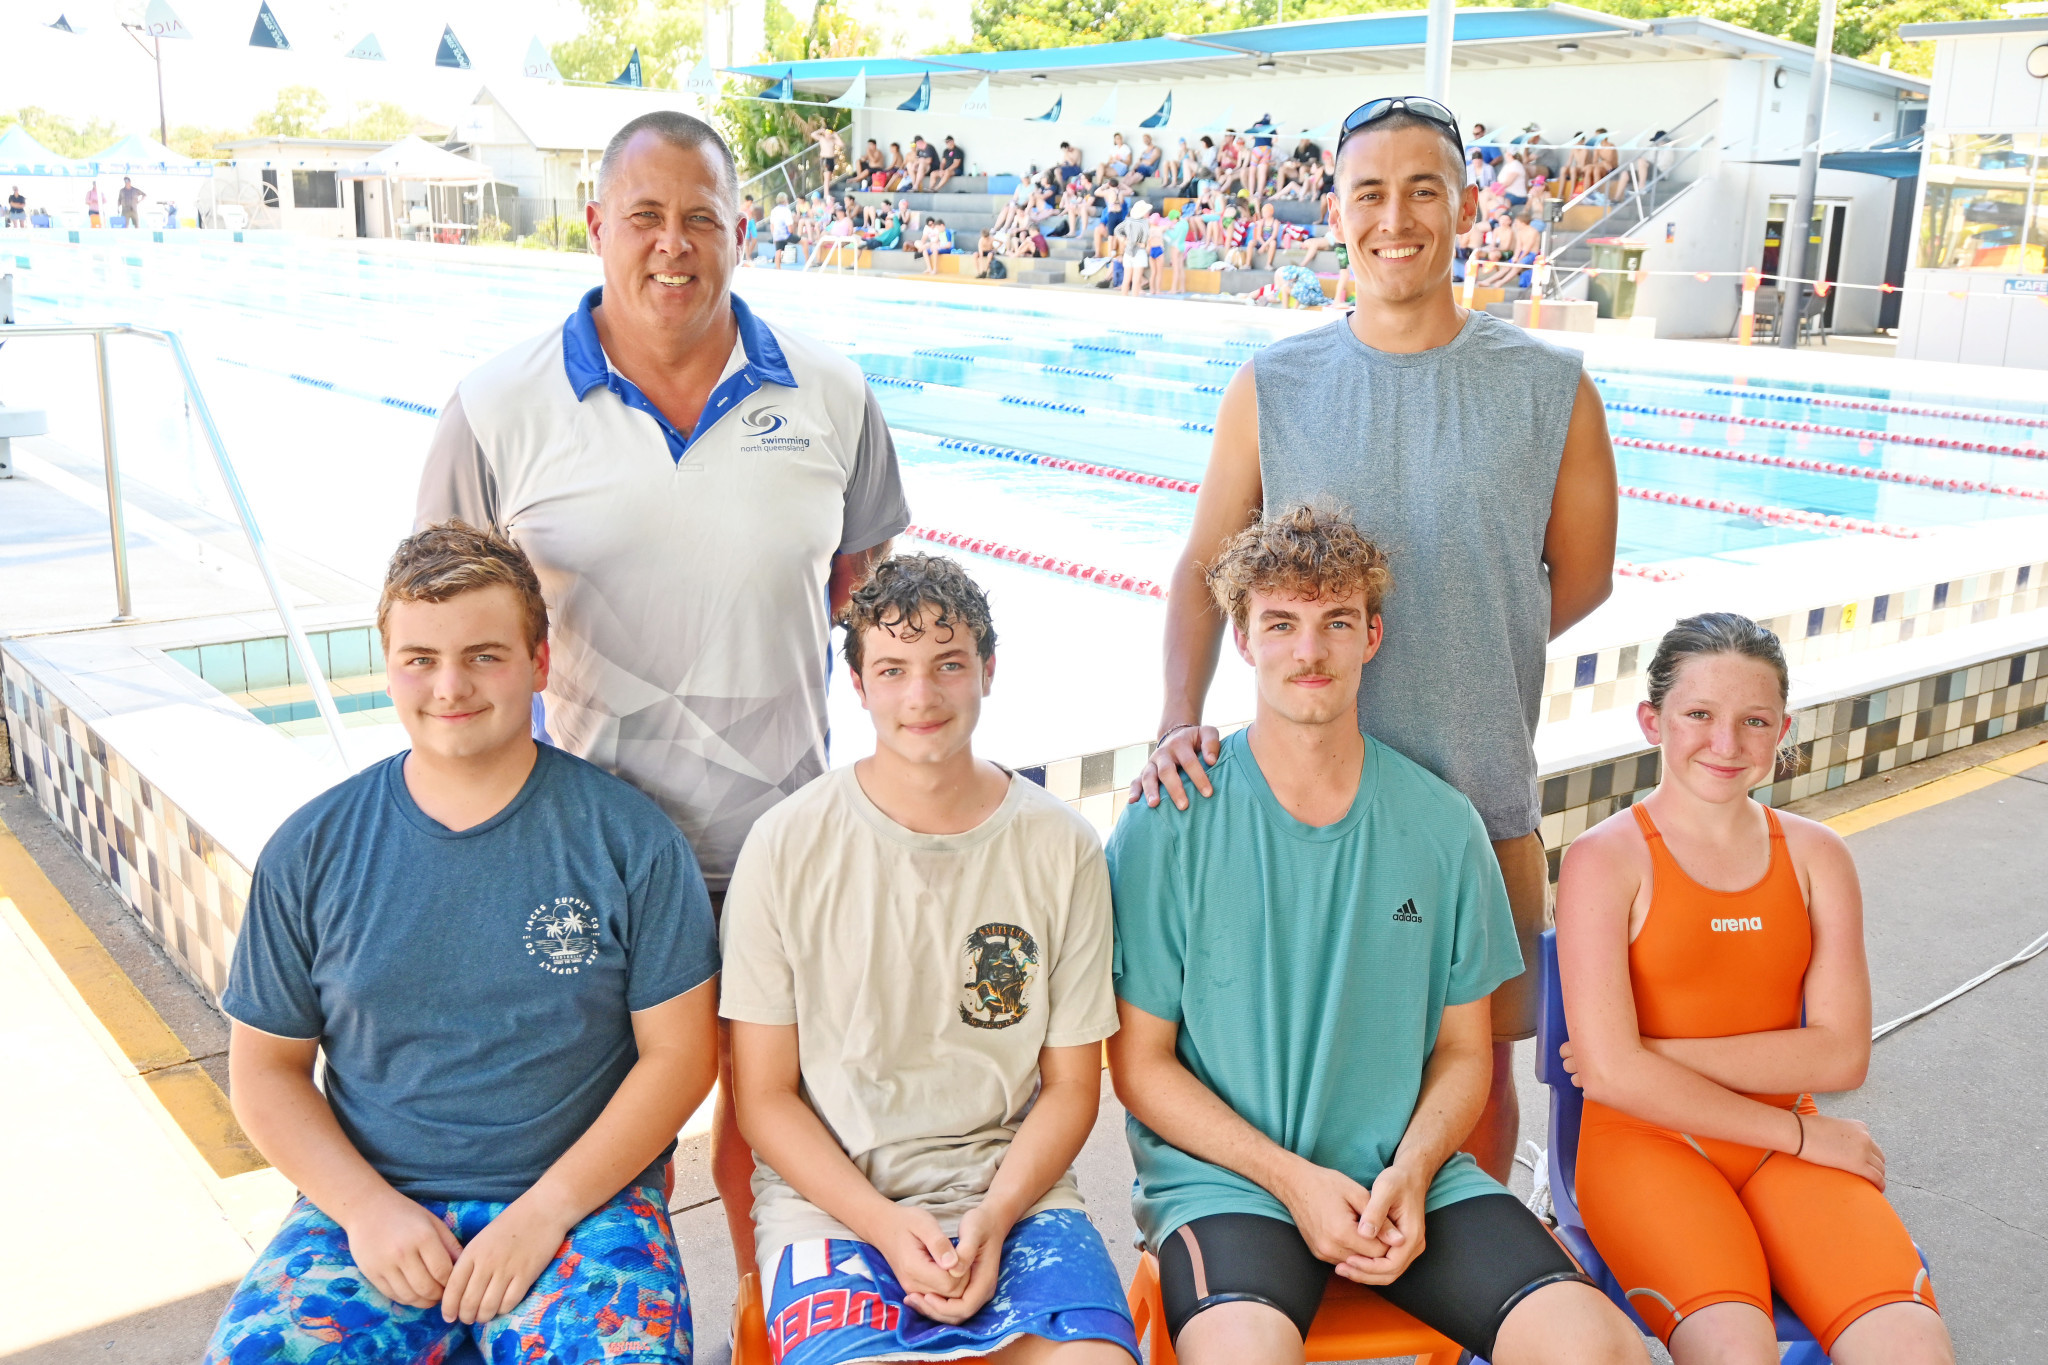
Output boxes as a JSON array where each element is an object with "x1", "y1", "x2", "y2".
[{"x1": 1391, "y1": 897, "x2": 1422, "y2": 924}]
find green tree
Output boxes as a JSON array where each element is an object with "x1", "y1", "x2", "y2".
[
  {"x1": 552, "y1": 0, "x2": 704, "y2": 88},
  {"x1": 717, "y1": 0, "x2": 879, "y2": 178},
  {"x1": 331, "y1": 101, "x2": 420, "y2": 142},
  {"x1": 0, "y1": 106, "x2": 122, "y2": 157},
  {"x1": 253, "y1": 85, "x2": 329, "y2": 138},
  {"x1": 168, "y1": 124, "x2": 242, "y2": 160}
]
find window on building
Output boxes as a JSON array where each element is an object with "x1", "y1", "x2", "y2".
[
  {"x1": 1916, "y1": 133, "x2": 2041, "y2": 274},
  {"x1": 291, "y1": 170, "x2": 341, "y2": 209}
]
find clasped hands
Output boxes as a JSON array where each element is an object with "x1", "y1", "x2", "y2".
[
  {"x1": 1275, "y1": 1155, "x2": 1430, "y2": 1285},
  {"x1": 343, "y1": 1186, "x2": 579, "y2": 1325}
]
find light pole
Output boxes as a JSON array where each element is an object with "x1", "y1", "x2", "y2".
[
  {"x1": 1779, "y1": 0, "x2": 1838, "y2": 350},
  {"x1": 120, "y1": 24, "x2": 170, "y2": 146}
]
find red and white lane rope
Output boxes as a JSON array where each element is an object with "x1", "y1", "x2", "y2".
[
  {"x1": 1613, "y1": 436, "x2": 2048, "y2": 503},
  {"x1": 1615, "y1": 560, "x2": 1685, "y2": 583},
  {"x1": 1608, "y1": 402, "x2": 2045, "y2": 461},
  {"x1": 903, "y1": 525, "x2": 1168, "y2": 598},
  {"x1": 1701, "y1": 386, "x2": 2048, "y2": 433},
  {"x1": 1618, "y1": 485, "x2": 1919, "y2": 539}
]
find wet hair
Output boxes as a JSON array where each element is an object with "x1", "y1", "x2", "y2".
[
  {"x1": 1205, "y1": 502, "x2": 1392, "y2": 634},
  {"x1": 1645, "y1": 612, "x2": 1789, "y2": 709},
  {"x1": 843, "y1": 553, "x2": 997, "y2": 674},
  {"x1": 596, "y1": 110, "x2": 738, "y2": 207},
  {"x1": 378, "y1": 521, "x2": 548, "y2": 651}
]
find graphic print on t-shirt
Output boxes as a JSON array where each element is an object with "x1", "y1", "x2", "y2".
[
  {"x1": 525, "y1": 896, "x2": 602, "y2": 974},
  {"x1": 960, "y1": 922, "x2": 1038, "y2": 1029}
]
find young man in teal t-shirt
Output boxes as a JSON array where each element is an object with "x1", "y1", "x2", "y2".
[{"x1": 1106, "y1": 505, "x2": 1644, "y2": 1365}]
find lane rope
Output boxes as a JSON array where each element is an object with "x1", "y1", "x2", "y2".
[
  {"x1": 1612, "y1": 436, "x2": 2048, "y2": 503},
  {"x1": 1607, "y1": 401, "x2": 2045, "y2": 461},
  {"x1": 903, "y1": 524, "x2": 1167, "y2": 598},
  {"x1": 1702, "y1": 385, "x2": 2047, "y2": 433},
  {"x1": 1618, "y1": 484, "x2": 1919, "y2": 539}
]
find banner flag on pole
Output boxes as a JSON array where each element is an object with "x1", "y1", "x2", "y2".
[
  {"x1": 897, "y1": 73, "x2": 931, "y2": 112},
  {"x1": 1028, "y1": 94, "x2": 1062, "y2": 122},
  {"x1": 610, "y1": 47, "x2": 644, "y2": 87},
  {"x1": 1139, "y1": 92, "x2": 1172, "y2": 128},
  {"x1": 435, "y1": 23, "x2": 471, "y2": 69},
  {"x1": 1195, "y1": 104, "x2": 1235, "y2": 134},
  {"x1": 523, "y1": 36, "x2": 561, "y2": 80},
  {"x1": 345, "y1": 32, "x2": 385, "y2": 60},
  {"x1": 762, "y1": 68, "x2": 794, "y2": 101},
  {"x1": 48, "y1": 14, "x2": 76, "y2": 32},
  {"x1": 1083, "y1": 87, "x2": 1117, "y2": 126},
  {"x1": 248, "y1": 1, "x2": 288, "y2": 49},
  {"x1": 958, "y1": 74, "x2": 992, "y2": 118},
  {"x1": 142, "y1": 0, "x2": 192, "y2": 39},
  {"x1": 826, "y1": 68, "x2": 868, "y2": 109},
  {"x1": 684, "y1": 57, "x2": 719, "y2": 98}
]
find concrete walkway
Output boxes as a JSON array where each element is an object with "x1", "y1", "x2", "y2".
[{"x1": 1, "y1": 735, "x2": 2042, "y2": 1364}]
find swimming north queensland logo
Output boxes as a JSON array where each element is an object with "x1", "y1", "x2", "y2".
[
  {"x1": 739, "y1": 404, "x2": 812, "y2": 453},
  {"x1": 524, "y1": 897, "x2": 601, "y2": 974},
  {"x1": 960, "y1": 922, "x2": 1039, "y2": 1029}
]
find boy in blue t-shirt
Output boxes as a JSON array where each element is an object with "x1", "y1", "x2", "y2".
[
  {"x1": 1106, "y1": 505, "x2": 1644, "y2": 1365},
  {"x1": 205, "y1": 523, "x2": 720, "y2": 1364}
]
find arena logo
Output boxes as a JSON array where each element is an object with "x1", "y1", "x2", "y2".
[
  {"x1": 1711, "y1": 916, "x2": 1765, "y2": 933},
  {"x1": 739, "y1": 405, "x2": 811, "y2": 452}
]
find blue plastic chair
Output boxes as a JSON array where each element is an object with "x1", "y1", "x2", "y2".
[{"x1": 1536, "y1": 928, "x2": 1837, "y2": 1364}]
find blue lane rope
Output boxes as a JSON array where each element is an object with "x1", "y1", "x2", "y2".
[
  {"x1": 1182, "y1": 421, "x2": 1215, "y2": 433},
  {"x1": 1002, "y1": 394, "x2": 1088, "y2": 415},
  {"x1": 936, "y1": 438, "x2": 1047, "y2": 465},
  {"x1": 1074, "y1": 342, "x2": 1136, "y2": 356},
  {"x1": 863, "y1": 373, "x2": 926, "y2": 391},
  {"x1": 1042, "y1": 364, "x2": 1119, "y2": 381},
  {"x1": 915, "y1": 349, "x2": 978, "y2": 363}
]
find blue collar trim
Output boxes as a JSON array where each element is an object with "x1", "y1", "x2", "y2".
[{"x1": 560, "y1": 288, "x2": 796, "y2": 463}]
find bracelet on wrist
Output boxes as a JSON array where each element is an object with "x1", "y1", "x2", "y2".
[
  {"x1": 1157, "y1": 722, "x2": 1198, "y2": 745},
  {"x1": 1792, "y1": 1110, "x2": 1806, "y2": 1158}
]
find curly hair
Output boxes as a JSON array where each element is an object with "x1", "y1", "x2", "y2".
[
  {"x1": 377, "y1": 521, "x2": 549, "y2": 651},
  {"x1": 1205, "y1": 502, "x2": 1392, "y2": 634},
  {"x1": 843, "y1": 553, "x2": 997, "y2": 674}
]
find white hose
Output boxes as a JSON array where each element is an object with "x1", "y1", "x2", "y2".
[{"x1": 1871, "y1": 928, "x2": 2048, "y2": 1043}]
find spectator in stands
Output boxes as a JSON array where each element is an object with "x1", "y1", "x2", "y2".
[
  {"x1": 1117, "y1": 202, "x2": 1153, "y2": 296},
  {"x1": 867, "y1": 209, "x2": 905, "y2": 251},
  {"x1": 1100, "y1": 133, "x2": 1135, "y2": 183},
  {"x1": 1248, "y1": 199, "x2": 1284, "y2": 271},
  {"x1": 970, "y1": 227, "x2": 997, "y2": 278},
  {"x1": 768, "y1": 191, "x2": 794, "y2": 261},
  {"x1": 932, "y1": 135, "x2": 966, "y2": 191},
  {"x1": 914, "y1": 216, "x2": 952, "y2": 273},
  {"x1": 1090, "y1": 182, "x2": 1130, "y2": 259},
  {"x1": 1157, "y1": 208, "x2": 1190, "y2": 295},
  {"x1": 804, "y1": 202, "x2": 858, "y2": 270},
  {"x1": 858, "y1": 139, "x2": 886, "y2": 190},
  {"x1": 883, "y1": 141, "x2": 909, "y2": 191},
  {"x1": 810, "y1": 124, "x2": 845, "y2": 192},
  {"x1": 1054, "y1": 141, "x2": 1085, "y2": 188},
  {"x1": 1468, "y1": 145, "x2": 1497, "y2": 189},
  {"x1": 1057, "y1": 177, "x2": 1089, "y2": 238},
  {"x1": 1496, "y1": 150, "x2": 1529, "y2": 208},
  {"x1": 911, "y1": 136, "x2": 941, "y2": 191},
  {"x1": 1246, "y1": 117, "x2": 1275, "y2": 199},
  {"x1": 1127, "y1": 134, "x2": 1163, "y2": 189},
  {"x1": 1193, "y1": 135, "x2": 1218, "y2": 190},
  {"x1": 1481, "y1": 208, "x2": 1542, "y2": 289},
  {"x1": 1214, "y1": 134, "x2": 1245, "y2": 196},
  {"x1": 1591, "y1": 130, "x2": 1620, "y2": 190},
  {"x1": 1164, "y1": 138, "x2": 1191, "y2": 189}
]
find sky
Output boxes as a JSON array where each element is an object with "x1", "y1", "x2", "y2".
[{"x1": 2, "y1": 0, "x2": 596, "y2": 136}]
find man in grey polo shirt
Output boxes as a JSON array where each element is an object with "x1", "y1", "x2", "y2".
[{"x1": 416, "y1": 110, "x2": 909, "y2": 1281}]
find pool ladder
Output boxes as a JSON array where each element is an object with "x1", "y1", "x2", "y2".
[{"x1": 0, "y1": 322, "x2": 354, "y2": 770}]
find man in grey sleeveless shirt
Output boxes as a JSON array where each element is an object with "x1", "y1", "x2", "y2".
[{"x1": 1133, "y1": 98, "x2": 1618, "y2": 1184}]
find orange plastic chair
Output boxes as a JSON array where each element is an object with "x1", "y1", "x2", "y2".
[
  {"x1": 731, "y1": 1273, "x2": 990, "y2": 1365},
  {"x1": 1126, "y1": 1251, "x2": 1465, "y2": 1365}
]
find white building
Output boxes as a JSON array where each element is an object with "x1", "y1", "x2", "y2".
[
  {"x1": 735, "y1": 4, "x2": 1929, "y2": 338},
  {"x1": 212, "y1": 137, "x2": 389, "y2": 236},
  {"x1": 1894, "y1": 16, "x2": 2048, "y2": 369},
  {"x1": 448, "y1": 84, "x2": 712, "y2": 235}
]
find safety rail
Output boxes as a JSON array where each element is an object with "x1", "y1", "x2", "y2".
[
  {"x1": 0, "y1": 323, "x2": 354, "y2": 769},
  {"x1": 739, "y1": 141, "x2": 827, "y2": 206},
  {"x1": 1541, "y1": 99, "x2": 1720, "y2": 297}
]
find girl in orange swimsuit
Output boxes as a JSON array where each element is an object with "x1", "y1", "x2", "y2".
[{"x1": 1555, "y1": 613, "x2": 1953, "y2": 1365}]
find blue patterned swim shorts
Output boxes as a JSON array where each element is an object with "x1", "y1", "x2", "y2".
[
  {"x1": 205, "y1": 1184, "x2": 690, "y2": 1364},
  {"x1": 763, "y1": 1208, "x2": 1138, "y2": 1365}
]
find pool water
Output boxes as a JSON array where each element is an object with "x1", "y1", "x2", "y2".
[{"x1": 7, "y1": 236, "x2": 2048, "y2": 604}]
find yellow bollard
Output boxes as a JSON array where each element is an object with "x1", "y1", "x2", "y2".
[
  {"x1": 1738, "y1": 267, "x2": 1760, "y2": 345},
  {"x1": 1527, "y1": 257, "x2": 1546, "y2": 329},
  {"x1": 1461, "y1": 259, "x2": 1477, "y2": 310}
]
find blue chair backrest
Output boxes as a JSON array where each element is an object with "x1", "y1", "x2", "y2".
[{"x1": 1535, "y1": 929, "x2": 1588, "y2": 1231}]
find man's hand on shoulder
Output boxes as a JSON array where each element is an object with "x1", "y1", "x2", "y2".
[
  {"x1": 439, "y1": 1190, "x2": 578, "y2": 1323},
  {"x1": 1270, "y1": 1156, "x2": 1388, "y2": 1269},
  {"x1": 902, "y1": 1203, "x2": 1010, "y2": 1325},
  {"x1": 1129, "y1": 724, "x2": 1221, "y2": 810},
  {"x1": 1335, "y1": 1161, "x2": 1429, "y2": 1286},
  {"x1": 867, "y1": 1203, "x2": 970, "y2": 1307},
  {"x1": 341, "y1": 1190, "x2": 466, "y2": 1310}
]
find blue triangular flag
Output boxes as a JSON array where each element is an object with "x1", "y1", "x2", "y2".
[
  {"x1": 249, "y1": 1, "x2": 288, "y2": 49},
  {"x1": 435, "y1": 23, "x2": 470, "y2": 69},
  {"x1": 1029, "y1": 95, "x2": 1062, "y2": 123},
  {"x1": 49, "y1": 14, "x2": 75, "y2": 31},
  {"x1": 610, "y1": 46, "x2": 643, "y2": 87},
  {"x1": 1140, "y1": 92, "x2": 1172, "y2": 128},
  {"x1": 762, "y1": 69, "x2": 794, "y2": 101},
  {"x1": 897, "y1": 73, "x2": 930, "y2": 113},
  {"x1": 345, "y1": 32, "x2": 384, "y2": 60}
]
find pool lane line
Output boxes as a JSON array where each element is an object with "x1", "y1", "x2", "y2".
[
  {"x1": 933, "y1": 438, "x2": 1201, "y2": 492},
  {"x1": 1617, "y1": 484, "x2": 1918, "y2": 539},
  {"x1": 1703, "y1": 385, "x2": 2048, "y2": 433},
  {"x1": 1607, "y1": 402, "x2": 2044, "y2": 460},
  {"x1": 1612, "y1": 436, "x2": 2048, "y2": 503},
  {"x1": 217, "y1": 357, "x2": 444, "y2": 418},
  {"x1": 903, "y1": 524, "x2": 1167, "y2": 598},
  {"x1": 1826, "y1": 741, "x2": 2048, "y2": 838},
  {"x1": 0, "y1": 813, "x2": 267, "y2": 1180}
]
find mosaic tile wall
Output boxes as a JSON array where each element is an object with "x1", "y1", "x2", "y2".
[
  {"x1": 2, "y1": 638, "x2": 2043, "y2": 1007},
  {"x1": 2, "y1": 654, "x2": 250, "y2": 1001},
  {"x1": 1540, "y1": 560, "x2": 2047, "y2": 724}
]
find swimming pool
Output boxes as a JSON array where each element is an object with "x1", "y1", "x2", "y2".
[{"x1": 5, "y1": 234, "x2": 2046, "y2": 764}]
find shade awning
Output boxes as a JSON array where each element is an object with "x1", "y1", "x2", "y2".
[
  {"x1": 348, "y1": 136, "x2": 493, "y2": 182},
  {"x1": 0, "y1": 125, "x2": 90, "y2": 176}
]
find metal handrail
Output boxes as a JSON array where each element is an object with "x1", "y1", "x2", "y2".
[
  {"x1": 0, "y1": 323, "x2": 354, "y2": 770},
  {"x1": 1549, "y1": 97, "x2": 1719, "y2": 224},
  {"x1": 739, "y1": 141, "x2": 825, "y2": 206}
]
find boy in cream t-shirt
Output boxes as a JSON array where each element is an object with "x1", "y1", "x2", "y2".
[{"x1": 721, "y1": 554, "x2": 1139, "y2": 1365}]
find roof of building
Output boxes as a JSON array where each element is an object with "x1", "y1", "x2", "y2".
[
  {"x1": 464, "y1": 83, "x2": 701, "y2": 153},
  {"x1": 728, "y1": 3, "x2": 1927, "y2": 99},
  {"x1": 1898, "y1": 16, "x2": 2048, "y2": 40},
  {"x1": 216, "y1": 137, "x2": 393, "y2": 152}
]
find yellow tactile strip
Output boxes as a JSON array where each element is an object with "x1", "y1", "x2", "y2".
[
  {"x1": 0, "y1": 813, "x2": 267, "y2": 1179},
  {"x1": 1827, "y1": 741, "x2": 2048, "y2": 837}
]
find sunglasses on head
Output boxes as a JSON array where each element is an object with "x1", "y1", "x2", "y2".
[{"x1": 1337, "y1": 96, "x2": 1464, "y2": 156}]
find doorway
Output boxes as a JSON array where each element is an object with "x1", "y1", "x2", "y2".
[{"x1": 1761, "y1": 198, "x2": 1848, "y2": 328}]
